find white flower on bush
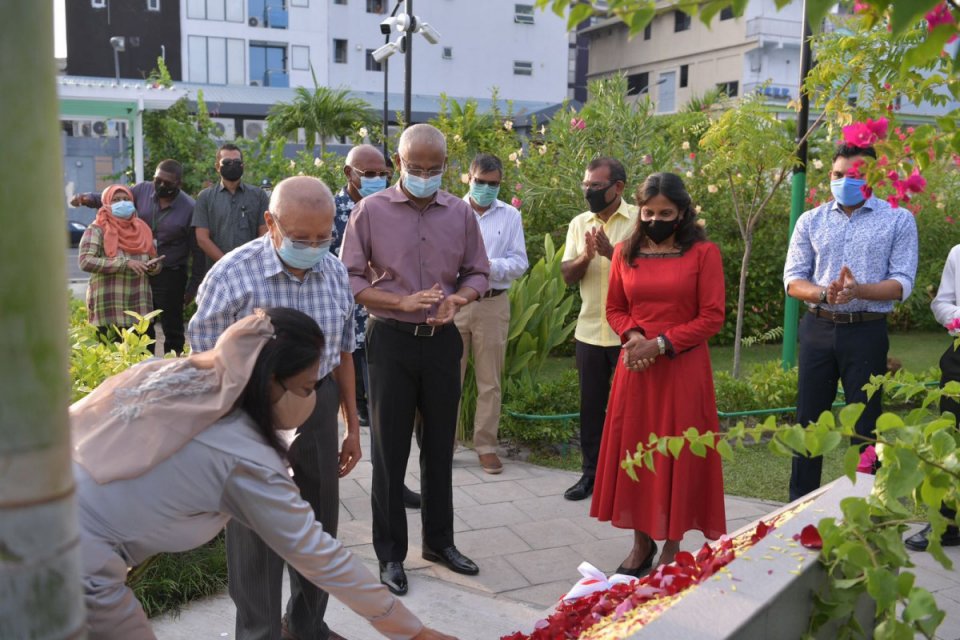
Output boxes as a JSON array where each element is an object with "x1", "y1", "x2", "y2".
[
  {"x1": 314, "y1": 157, "x2": 323, "y2": 168},
  {"x1": 509, "y1": 152, "x2": 518, "y2": 162},
  {"x1": 453, "y1": 134, "x2": 462, "y2": 142},
  {"x1": 696, "y1": 218, "x2": 707, "y2": 228},
  {"x1": 504, "y1": 120, "x2": 514, "y2": 131},
  {"x1": 682, "y1": 141, "x2": 691, "y2": 150},
  {"x1": 686, "y1": 171, "x2": 694, "y2": 178},
  {"x1": 460, "y1": 173, "x2": 470, "y2": 184},
  {"x1": 289, "y1": 160, "x2": 296, "y2": 170},
  {"x1": 538, "y1": 145, "x2": 547, "y2": 155},
  {"x1": 539, "y1": 125, "x2": 546, "y2": 135},
  {"x1": 812, "y1": 159, "x2": 824, "y2": 170},
  {"x1": 358, "y1": 127, "x2": 369, "y2": 138},
  {"x1": 695, "y1": 205, "x2": 702, "y2": 214},
  {"x1": 707, "y1": 184, "x2": 719, "y2": 193}
]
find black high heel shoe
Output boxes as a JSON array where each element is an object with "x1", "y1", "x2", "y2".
[{"x1": 615, "y1": 540, "x2": 658, "y2": 578}]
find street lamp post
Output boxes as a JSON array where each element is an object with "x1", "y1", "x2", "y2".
[
  {"x1": 109, "y1": 36, "x2": 125, "y2": 82},
  {"x1": 404, "y1": 0, "x2": 413, "y2": 127}
]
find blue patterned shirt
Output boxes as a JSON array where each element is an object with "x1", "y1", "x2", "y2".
[
  {"x1": 332, "y1": 187, "x2": 368, "y2": 349},
  {"x1": 188, "y1": 235, "x2": 355, "y2": 378},
  {"x1": 783, "y1": 196, "x2": 918, "y2": 313}
]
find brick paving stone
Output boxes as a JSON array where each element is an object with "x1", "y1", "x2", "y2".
[
  {"x1": 505, "y1": 546, "x2": 585, "y2": 584},
  {"x1": 338, "y1": 477, "x2": 368, "y2": 499},
  {"x1": 509, "y1": 517, "x2": 597, "y2": 550},
  {"x1": 501, "y1": 580, "x2": 571, "y2": 609},
  {"x1": 460, "y1": 479, "x2": 537, "y2": 505},
  {"x1": 450, "y1": 526, "x2": 533, "y2": 559},
  {"x1": 419, "y1": 554, "x2": 532, "y2": 594},
  {"x1": 512, "y1": 494, "x2": 594, "y2": 521},
  {"x1": 519, "y1": 472, "x2": 582, "y2": 497},
  {"x1": 456, "y1": 502, "x2": 533, "y2": 529}
]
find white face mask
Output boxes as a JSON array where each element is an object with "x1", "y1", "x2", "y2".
[{"x1": 273, "y1": 389, "x2": 316, "y2": 430}]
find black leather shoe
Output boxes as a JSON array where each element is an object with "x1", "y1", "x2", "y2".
[
  {"x1": 564, "y1": 475, "x2": 594, "y2": 501},
  {"x1": 403, "y1": 485, "x2": 422, "y2": 509},
  {"x1": 422, "y1": 545, "x2": 480, "y2": 575},
  {"x1": 616, "y1": 540, "x2": 658, "y2": 578},
  {"x1": 905, "y1": 524, "x2": 960, "y2": 551},
  {"x1": 379, "y1": 561, "x2": 407, "y2": 595}
]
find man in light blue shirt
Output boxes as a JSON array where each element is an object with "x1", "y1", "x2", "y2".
[
  {"x1": 783, "y1": 143, "x2": 918, "y2": 500},
  {"x1": 456, "y1": 153, "x2": 528, "y2": 474}
]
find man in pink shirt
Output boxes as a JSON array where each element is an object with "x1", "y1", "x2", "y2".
[{"x1": 340, "y1": 124, "x2": 490, "y2": 597}]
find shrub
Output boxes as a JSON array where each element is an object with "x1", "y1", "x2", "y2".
[{"x1": 501, "y1": 369, "x2": 580, "y2": 445}]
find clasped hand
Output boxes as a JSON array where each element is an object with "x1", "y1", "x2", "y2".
[
  {"x1": 398, "y1": 283, "x2": 467, "y2": 325},
  {"x1": 827, "y1": 265, "x2": 860, "y2": 305},
  {"x1": 583, "y1": 226, "x2": 614, "y2": 261},
  {"x1": 622, "y1": 331, "x2": 659, "y2": 372}
]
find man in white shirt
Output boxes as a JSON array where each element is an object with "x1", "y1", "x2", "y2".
[{"x1": 456, "y1": 153, "x2": 529, "y2": 473}]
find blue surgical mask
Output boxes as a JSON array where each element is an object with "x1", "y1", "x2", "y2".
[
  {"x1": 830, "y1": 177, "x2": 867, "y2": 207},
  {"x1": 403, "y1": 172, "x2": 443, "y2": 199},
  {"x1": 274, "y1": 223, "x2": 332, "y2": 270},
  {"x1": 359, "y1": 175, "x2": 388, "y2": 198},
  {"x1": 470, "y1": 183, "x2": 500, "y2": 208},
  {"x1": 111, "y1": 200, "x2": 136, "y2": 219}
]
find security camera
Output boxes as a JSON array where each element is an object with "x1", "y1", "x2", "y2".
[
  {"x1": 380, "y1": 14, "x2": 411, "y2": 34},
  {"x1": 109, "y1": 36, "x2": 126, "y2": 52},
  {"x1": 418, "y1": 22, "x2": 441, "y2": 45},
  {"x1": 371, "y1": 40, "x2": 400, "y2": 63},
  {"x1": 379, "y1": 17, "x2": 393, "y2": 34}
]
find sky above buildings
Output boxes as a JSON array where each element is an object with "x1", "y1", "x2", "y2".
[{"x1": 54, "y1": 0, "x2": 66, "y2": 58}]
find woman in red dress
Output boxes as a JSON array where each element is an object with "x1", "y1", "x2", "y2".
[{"x1": 590, "y1": 172, "x2": 726, "y2": 574}]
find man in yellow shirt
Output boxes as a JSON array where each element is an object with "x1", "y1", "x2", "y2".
[{"x1": 560, "y1": 157, "x2": 639, "y2": 501}]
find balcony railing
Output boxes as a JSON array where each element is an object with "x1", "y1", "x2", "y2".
[{"x1": 746, "y1": 17, "x2": 802, "y2": 45}]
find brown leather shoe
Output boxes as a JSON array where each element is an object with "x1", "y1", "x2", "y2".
[{"x1": 479, "y1": 453, "x2": 503, "y2": 474}]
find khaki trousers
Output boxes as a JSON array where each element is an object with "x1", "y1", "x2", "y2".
[{"x1": 455, "y1": 291, "x2": 511, "y2": 455}]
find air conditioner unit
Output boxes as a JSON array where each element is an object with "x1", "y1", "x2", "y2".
[
  {"x1": 210, "y1": 117, "x2": 236, "y2": 140},
  {"x1": 71, "y1": 120, "x2": 94, "y2": 137},
  {"x1": 243, "y1": 120, "x2": 266, "y2": 139},
  {"x1": 249, "y1": 16, "x2": 260, "y2": 26}
]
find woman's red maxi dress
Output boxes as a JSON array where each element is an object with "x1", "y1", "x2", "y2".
[{"x1": 590, "y1": 240, "x2": 727, "y2": 541}]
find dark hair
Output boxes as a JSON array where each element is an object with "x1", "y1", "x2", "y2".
[
  {"x1": 587, "y1": 156, "x2": 627, "y2": 185},
  {"x1": 833, "y1": 143, "x2": 877, "y2": 161},
  {"x1": 621, "y1": 172, "x2": 706, "y2": 264},
  {"x1": 155, "y1": 159, "x2": 183, "y2": 180},
  {"x1": 239, "y1": 307, "x2": 324, "y2": 458},
  {"x1": 470, "y1": 153, "x2": 503, "y2": 177},
  {"x1": 217, "y1": 142, "x2": 243, "y2": 163}
]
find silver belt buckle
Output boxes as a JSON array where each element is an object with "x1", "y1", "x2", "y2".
[{"x1": 414, "y1": 324, "x2": 436, "y2": 337}]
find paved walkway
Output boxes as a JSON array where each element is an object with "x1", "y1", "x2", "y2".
[{"x1": 154, "y1": 425, "x2": 960, "y2": 639}]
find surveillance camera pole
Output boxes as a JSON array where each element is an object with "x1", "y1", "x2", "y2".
[
  {"x1": 404, "y1": 0, "x2": 412, "y2": 128},
  {"x1": 113, "y1": 47, "x2": 120, "y2": 82}
]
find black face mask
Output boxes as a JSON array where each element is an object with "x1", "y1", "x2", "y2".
[
  {"x1": 154, "y1": 181, "x2": 180, "y2": 199},
  {"x1": 220, "y1": 161, "x2": 244, "y2": 182},
  {"x1": 642, "y1": 218, "x2": 679, "y2": 244},
  {"x1": 585, "y1": 186, "x2": 612, "y2": 213}
]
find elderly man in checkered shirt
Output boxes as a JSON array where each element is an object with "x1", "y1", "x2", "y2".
[{"x1": 188, "y1": 176, "x2": 359, "y2": 640}]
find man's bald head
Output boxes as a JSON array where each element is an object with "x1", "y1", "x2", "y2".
[
  {"x1": 398, "y1": 124, "x2": 447, "y2": 157},
  {"x1": 270, "y1": 175, "x2": 335, "y2": 224},
  {"x1": 346, "y1": 144, "x2": 386, "y2": 168}
]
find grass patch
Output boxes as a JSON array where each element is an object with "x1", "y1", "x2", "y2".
[
  {"x1": 526, "y1": 447, "x2": 582, "y2": 472},
  {"x1": 129, "y1": 532, "x2": 228, "y2": 618}
]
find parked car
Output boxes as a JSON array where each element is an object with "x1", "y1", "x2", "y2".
[{"x1": 68, "y1": 220, "x2": 88, "y2": 247}]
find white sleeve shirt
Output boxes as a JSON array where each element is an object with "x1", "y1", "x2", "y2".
[{"x1": 463, "y1": 196, "x2": 528, "y2": 290}]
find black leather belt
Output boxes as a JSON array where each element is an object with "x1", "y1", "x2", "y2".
[
  {"x1": 811, "y1": 307, "x2": 887, "y2": 324},
  {"x1": 373, "y1": 317, "x2": 446, "y2": 337},
  {"x1": 480, "y1": 288, "x2": 508, "y2": 299}
]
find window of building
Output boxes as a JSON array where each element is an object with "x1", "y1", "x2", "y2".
[
  {"x1": 333, "y1": 39, "x2": 348, "y2": 64},
  {"x1": 365, "y1": 49, "x2": 382, "y2": 71},
  {"x1": 627, "y1": 71, "x2": 649, "y2": 95},
  {"x1": 515, "y1": 4, "x2": 535, "y2": 24},
  {"x1": 250, "y1": 43, "x2": 288, "y2": 86},
  {"x1": 674, "y1": 10, "x2": 691, "y2": 32},
  {"x1": 442, "y1": 46, "x2": 453, "y2": 60},
  {"x1": 147, "y1": 0, "x2": 161, "y2": 11},
  {"x1": 249, "y1": 0, "x2": 288, "y2": 28},
  {"x1": 366, "y1": 0, "x2": 385, "y2": 13},
  {"x1": 680, "y1": 64, "x2": 688, "y2": 88},
  {"x1": 720, "y1": 6, "x2": 734, "y2": 20},
  {"x1": 717, "y1": 80, "x2": 739, "y2": 97},
  {"x1": 189, "y1": 35, "x2": 245, "y2": 84},
  {"x1": 643, "y1": 22, "x2": 651, "y2": 40},
  {"x1": 514, "y1": 60, "x2": 533, "y2": 76},
  {"x1": 188, "y1": 0, "x2": 242, "y2": 20},
  {"x1": 291, "y1": 0, "x2": 309, "y2": 6},
  {"x1": 91, "y1": 0, "x2": 106, "y2": 7},
  {"x1": 291, "y1": 45, "x2": 309, "y2": 70}
]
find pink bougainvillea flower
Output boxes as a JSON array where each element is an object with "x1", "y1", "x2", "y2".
[
  {"x1": 570, "y1": 117, "x2": 586, "y2": 131},
  {"x1": 903, "y1": 168, "x2": 926, "y2": 193},
  {"x1": 947, "y1": 216, "x2": 955, "y2": 225},
  {"x1": 511, "y1": 196, "x2": 522, "y2": 208},
  {"x1": 842, "y1": 117, "x2": 888, "y2": 147},
  {"x1": 860, "y1": 184, "x2": 873, "y2": 200},
  {"x1": 515, "y1": 183, "x2": 523, "y2": 191},
  {"x1": 887, "y1": 195, "x2": 901, "y2": 208},
  {"x1": 853, "y1": 0, "x2": 870, "y2": 13},
  {"x1": 857, "y1": 444, "x2": 878, "y2": 473},
  {"x1": 926, "y1": 2, "x2": 957, "y2": 40},
  {"x1": 689, "y1": 152, "x2": 696, "y2": 160},
  {"x1": 946, "y1": 317, "x2": 960, "y2": 332},
  {"x1": 794, "y1": 524, "x2": 823, "y2": 550}
]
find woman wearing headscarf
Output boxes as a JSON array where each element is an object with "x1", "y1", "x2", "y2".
[
  {"x1": 72, "y1": 307, "x2": 456, "y2": 640},
  {"x1": 78, "y1": 184, "x2": 161, "y2": 341}
]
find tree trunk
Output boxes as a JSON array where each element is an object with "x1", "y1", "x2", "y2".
[
  {"x1": 732, "y1": 232, "x2": 753, "y2": 379},
  {"x1": 0, "y1": 4, "x2": 86, "y2": 637}
]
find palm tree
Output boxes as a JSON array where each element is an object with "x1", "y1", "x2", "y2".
[
  {"x1": 1, "y1": 3, "x2": 85, "y2": 636},
  {"x1": 267, "y1": 69, "x2": 376, "y2": 154}
]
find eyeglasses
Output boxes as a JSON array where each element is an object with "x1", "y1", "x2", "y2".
[
  {"x1": 153, "y1": 177, "x2": 178, "y2": 189},
  {"x1": 220, "y1": 159, "x2": 243, "y2": 167},
  {"x1": 350, "y1": 166, "x2": 392, "y2": 180},
  {"x1": 401, "y1": 156, "x2": 445, "y2": 179},
  {"x1": 581, "y1": 181, "x2": 613, "y2": 191},
  {"x1": 472, "y1": 179, "x2": 501, "y2": 187},
  {"x1": 274, "y1": 218, "x2": 334, "y2": 251}
]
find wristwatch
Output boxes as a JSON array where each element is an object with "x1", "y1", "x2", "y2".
[
  {"x1": 818, "y1": 288, "x2": 827, "y2": 304},
  {"x1": 656, "y1": 335, "x2": 666, "y2": 355}
]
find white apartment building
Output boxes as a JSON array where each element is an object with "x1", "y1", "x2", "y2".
[{"x1": 181, "y1": 0, "x2": 571, "y2": 105}]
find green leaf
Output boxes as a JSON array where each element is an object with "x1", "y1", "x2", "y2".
[
  {"x1": 567, "y1": 3, "x2": 595, "y2": 28},
  {"x1": 838, "y1": 404, "x2": 865, "y2": 431},
  {"x1": 716, "y1": 438, "x2": 734, "y2": 460},
  {"x1": 843, "y1": 445, "x2": 861, "y2": 482},
  {"x1": 625, "y1": 6, "x2": 656, "y2": 36},
  {"x1": 667, "y1": 437, "x2": 685, "y2": 459},
  {"x1": 890, "y1": 0, "x2": 942, "y2": 36},
  {"x1": 874, "y1": 619, "x2": 916, "y2": 640},
  {"x1": 903, "y1": 587, "x2": 946, "y2": 636},
  {"x1": 866, "y1": 567, "x2": 899, "y2": 611}
]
